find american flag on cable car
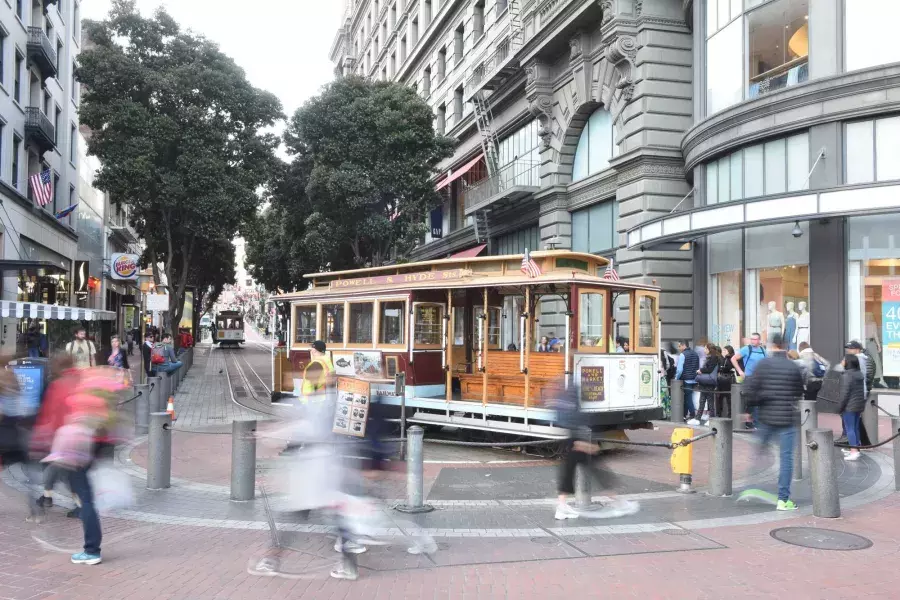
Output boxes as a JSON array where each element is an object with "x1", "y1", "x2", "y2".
[
  {"x1": 520, "y1": 248, "x2": 541, "y2": 278},
  {"x1": 602, "y1": 259, "x2": 620, "y2": 281},
  {"x1": 30, "y1": 169, "x2": 52, "y2": 207}
]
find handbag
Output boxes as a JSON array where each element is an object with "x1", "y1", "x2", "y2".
[{"x1": 695, "y1": 365, "x2": 719, "y2": 387}]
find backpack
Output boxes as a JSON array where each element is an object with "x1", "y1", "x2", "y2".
[
  {"x1": 150, "y1": 344, "x2": 166, "y2": 365},
  {"x1": 812, "y1": 355, "x2": 828, "y2": 378}
]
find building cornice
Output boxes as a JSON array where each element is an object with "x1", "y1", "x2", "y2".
[{"x1": 682, "y1": 63, "x2": 900, "y2": 171}]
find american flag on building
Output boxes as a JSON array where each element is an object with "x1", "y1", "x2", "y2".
[
  {"x1": 520, "y1": 248, "x2": 541, "y2": 278},
  {"x1": 602, "y1": 259, "x2": 620, "y2": 281},
  {"x1": 30, "y1": 169, "x2": 52, "y2": 207}
]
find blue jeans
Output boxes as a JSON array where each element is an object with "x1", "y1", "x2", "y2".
[
  {"x1": 842, "y1": 411, "x2": 862, "y2": 449},
  {"x1": 68, "y1": 467, "x2": 102, "y2": 555},
  {"x1": 757, "y1": 423, "x2": 796, "y2": 502},
  {"x1": 156, "y1": 361, "x2": 182, "y2": 374},
  {"x1": 682, "y1": 382, "x2": 696, "y2": 418}
]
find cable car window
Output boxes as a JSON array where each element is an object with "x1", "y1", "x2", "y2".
[
  {"x1": 349, "y1": 303, "x2": 374, "y2": 344},
  {"x1": 379, "y1": 301, "x2": 405, "y2": 345},
  {"x1": 322, "y1": 303, "x2": 345, "y2": 344},
  {"x1": 415, "y1": 303, "x2": 444, "y2": 345},
  {"x1": 578, "y1": 290, "x2": 607, "y2": 351},
  {"x1": 294, "y1": 305, "x2": 316, "y2": 344}
]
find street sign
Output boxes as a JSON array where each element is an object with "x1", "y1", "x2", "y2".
[{"x1": 146, "y1": 293, "x2": 170, "y2": 312}]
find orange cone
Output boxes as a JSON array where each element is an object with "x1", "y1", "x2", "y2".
[{"x1": 166, "y1": 396, "x2": 176, "y2": 422}]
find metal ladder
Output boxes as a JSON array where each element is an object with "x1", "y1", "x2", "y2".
[
  {"x1": 474, "y1": 209, "x2": 491, "y2": 247},
  {"x1": 508, "y1": 0, "x2": 524, "y2": 48}
]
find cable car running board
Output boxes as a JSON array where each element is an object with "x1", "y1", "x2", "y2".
[{"x1": 407, "y1": 412, "x2": 570, "y2": 440}]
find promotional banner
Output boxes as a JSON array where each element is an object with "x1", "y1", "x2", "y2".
[
  {"x1": 882, "y1": 280, "x2": 900, "y2": 376},
  {"x1": 430, "y1": 207, "x2": 443, "y2": 239},
  {"x1": 179, "y1": 291, "x2": 194, "y2": 329},
  {"x1": 146, "y1": 293, "x2": 170, "y2": 312},
  {"x1": 110, "y1": 253, "x2": 140, "y2": 280}
]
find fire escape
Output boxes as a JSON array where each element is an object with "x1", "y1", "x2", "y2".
[{"x1": 467, "y1": 0, "x2": 525, "y2": 248}]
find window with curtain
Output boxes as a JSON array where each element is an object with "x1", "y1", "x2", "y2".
[
  {"x1": 705, "y1": 132, "x2": 809, "y2": 204},
  {"x1": 572, "y1": 107, "x2": 618, "y2": 182},
  {"x1": 571, "y1": 200, "x2": 617, "y2": 254},
  {"x1": 845, "y1": 117, "x2": 900, "y2": 185}
]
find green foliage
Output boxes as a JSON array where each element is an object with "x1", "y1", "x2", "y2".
[
  {"x1": 78, "y1": 0, "x2": 282, "y2": 326},
  {"x1": 246, "y1": 76, "x2": 453, "y2": 291}
]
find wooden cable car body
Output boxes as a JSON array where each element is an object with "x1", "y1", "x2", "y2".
[{"x1": 271, "y1": 251, "x2": 662, "y2": 439}]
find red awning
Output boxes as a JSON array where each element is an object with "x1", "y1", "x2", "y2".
[
  {"x1": 436, "y1": 154, "x2": 484, "y2": 190},
  {"x1": 450, "y1": 244, "x2": 487, "y2": 259}
]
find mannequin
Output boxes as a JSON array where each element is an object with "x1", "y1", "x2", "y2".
[
  {"x1": 796, "y1": 302, "x2": 810, "y2": 346},
  {"x1": 766, "y1": 301, "x2": 785, "y2": 345},
  {"x1": 784, "y1": 302, "x2": 798, "y2": 351}
]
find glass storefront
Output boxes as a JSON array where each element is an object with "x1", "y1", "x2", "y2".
[
  {"x1": 709, "y1": 222, "x2": 809, "y2": 349},
  {"x1": 848, "y1": 214, "x2": 900, "y2": 386},
  {"x1": 846, "y1": 0, "x2": 900, "y2": 73}
]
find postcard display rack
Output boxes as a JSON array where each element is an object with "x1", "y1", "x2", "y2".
[{"x1": 333, "y1": 377, "x2": 371, "y2": 437}]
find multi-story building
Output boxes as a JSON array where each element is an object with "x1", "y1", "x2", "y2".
[
  {"x1": 0, "y1": 0, "x2": 114, "y2": 355},
  {"x1": 331, "y1": 0, "x2": 694, "y2": 344},
  {"x1": 333, "y1": 0, "x2": 900, "y2": 395}
]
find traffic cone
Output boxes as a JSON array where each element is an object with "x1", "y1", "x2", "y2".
[{"x1": 166, "y1": 396, "x2": 176, "y2": 422}]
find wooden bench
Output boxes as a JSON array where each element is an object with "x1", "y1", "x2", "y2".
[{"x1": 456, "y1": 351, "x2": 566, "y2": 407}]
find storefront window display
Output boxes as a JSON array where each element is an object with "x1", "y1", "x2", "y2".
[
  {"x1": 848, "y1": 214, "x2": 900, "y2": 386},
  {"x1": 708, "y1": 222, "x2": 809, "y2": 349}
]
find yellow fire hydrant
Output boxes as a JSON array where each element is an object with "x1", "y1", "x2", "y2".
[{"x1": 670, "y1": 427, "x2": 694, "y2": 493}]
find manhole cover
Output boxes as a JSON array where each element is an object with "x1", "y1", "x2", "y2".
[
  {"x1": 770, "y1": 527, "x2": 873, "y2": 551},
  {"x1": 663, "y1": 528, "x2": 692, "y2": 536},
  {"x1": 531, "y1": 537, "x2": 561, "y2": 546}
]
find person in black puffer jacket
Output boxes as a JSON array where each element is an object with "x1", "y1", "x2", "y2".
[
  {"x1": 743, "y1": 334, "x2": 803, "y2": 511},
  {"x1": 838, "y1": 354, "x2": 866, "y2": 462}
]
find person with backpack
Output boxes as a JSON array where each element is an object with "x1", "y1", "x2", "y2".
[
  {"x1": 155, "y1": 333, "x2": 183, "y2": 374},
  {"x1": 733, "y1": 333, "x2": 767, "y2": 429},
  {"x1": 798, "y1": 342, "x2": 829, "y2": 400},
  {"x1": 66, "y1": 328, "x2": 97, "y2": 370}
]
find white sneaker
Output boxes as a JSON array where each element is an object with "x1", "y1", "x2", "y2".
[
  {"x1": 841, "y1": 448, "x2": 852, "y2": 455},
  {"x1": 844, "y1": 452, "x2": 862, "y2": 461},
  {"x1": 687, "y1": 419, "x2": 701, "y2": 426},
  {"x1": 330, "y1": 565, "x2": 359, "y2": 581},
  {"x1": 700, "y1": 414, "x2": 710, "y2": 422},
  {"x1": 334, "y1": 539, "x2": 367, "y2": 554},
  {"x1": 554, "y1": 504, "x2": 579, "y2": 520}
]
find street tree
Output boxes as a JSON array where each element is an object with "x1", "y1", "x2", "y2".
[
  {"x1": 280, "y1": 76, "x2": 453, "y2": 271},
  {"x1": 78, "y1": 0, "x2": 282, "y2": 331}
]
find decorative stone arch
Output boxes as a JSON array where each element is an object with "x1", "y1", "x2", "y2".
[{"x1": 535, "y1": 34, "x2": 638, "y2": 185}]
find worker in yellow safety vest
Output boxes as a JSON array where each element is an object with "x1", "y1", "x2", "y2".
[{"x1": 300, "y1": 340, "x2": 335, "y2": 404}]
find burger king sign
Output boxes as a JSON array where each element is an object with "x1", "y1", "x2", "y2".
[{"x1": 111, "y1": 253, "x2": 139, "y2": 281}]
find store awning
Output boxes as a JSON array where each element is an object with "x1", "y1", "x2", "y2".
[
  {"x1": 449, "y1": 243, "x2": 487, "y2": 259},
  {"x1": 0, "y1": 260, "x2": 67, "y2": 276},
  {"x1": 436, "y1": 154, "x2": 484, "y2": 191},
  {"x1": 0, "y1": 301, "x2": 116, "y2": 321}
]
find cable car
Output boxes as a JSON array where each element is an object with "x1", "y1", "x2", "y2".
[
  {"x1": 214, "y1": 310, "x2": 245, "y2": 347},
  {"x1": 270, "y1": 251, "x2": 662, "y2": 439}
]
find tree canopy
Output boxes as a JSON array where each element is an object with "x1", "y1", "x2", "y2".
[
  {"x1": 78, "y1": 0, "x2": 282, "y2": 330},
  {"x1": 246, "y1": 76, "x2": 453, "y2": 291}
]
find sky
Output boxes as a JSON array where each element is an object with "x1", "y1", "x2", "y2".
[{"x1": 82, "y1": 0, "x2": 346, "y2": 119}]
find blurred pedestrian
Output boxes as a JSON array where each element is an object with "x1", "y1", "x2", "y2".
[
  {"x1": 66, "y1": 328, "x2": 96, "y2": 370},
  {"x1": 0, "y1": 360, "x2": 32, "y2": 517},
  {"x1": 838, "y1": 353, "x2": 866, "y2": 462},
  {"x1": 743, "y1": 334, "x2": 803, "y2": 511},
  {"x1": 798, "y1": 342, "x2": 829, "y2": 400},
  {"x1": 717, "y1": 345, "x2": 737, "y2": 419},
  {"x1": 125, "y1": 331, "x2": 134, "y2": 357},
  {"x1": 26, "y1": 322, "x2": 47, "y2": 358}
]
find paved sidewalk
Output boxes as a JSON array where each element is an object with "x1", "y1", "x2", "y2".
[{"x1": 3, "y1": 342, "x2": 900, "y2": 598}]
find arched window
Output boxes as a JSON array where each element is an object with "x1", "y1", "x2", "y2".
[{"x1": 572, "y1": 108, "x2": 617, "y2": 182}]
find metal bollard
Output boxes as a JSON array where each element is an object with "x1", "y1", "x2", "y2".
[
  {"x1": 670, "y1": 380, "x2": 684, "y2": 423},
  {"x1": 159, "y1": 372, "x2": 172, "y2": 409},
  {"x1": 707, "y1": 418, "x2": 732, "y2": 496},
  {"x1": 862, "y1": 394, "x2": 879, "y2": 446},
  {"x1": 807, "y1": 428, "x2": 840, "y2": 518},
  {"x1": 796, "y1": 400, "x2": 818, "y2": 480},
  {"x1": 230, "y1": 420, "x2": 257, "y2": 501},
  {"x1": 147, "y1": 412, "x2": 172, "y2": 490},
  {"x1": 730, "y1": 383, "x2": 744, "y2": 432},
  {"x1": 892, "y1": 417, "x2": 900, "y2": 492},
  {"x1": 575, "y1": 464, "x2": 592, "y2": 507},
  {"x1": 147, "y1": 376, "x2": 162, "y2": 414},
  {"x1": 133, "y1": 383, "x2": 151, "y2": 435},
  {"x1": 395, "y1": 426, "x2": 434, "y2": 513}
]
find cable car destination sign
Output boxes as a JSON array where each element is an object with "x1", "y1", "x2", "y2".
[{"x1": 329, "y1": 268, "x2": 473, "y2": 289}]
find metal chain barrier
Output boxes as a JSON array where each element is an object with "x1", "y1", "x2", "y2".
[
  {"x1": 117, "y1": 390, "x2": 142, "y2": 407},
  {"x1": 834, "y1": 429, "x2": 900, "y2": 450}
]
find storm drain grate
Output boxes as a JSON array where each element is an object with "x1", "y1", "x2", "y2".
[
  {"x1": 530, "y1": 537, "x2": 561, "y2": 546},
  {"x1": 770, "y1": 527, "x2": 873, "y2": 551},
  {"x1": 662, "y1": 528, "x2": 692, "y2": 536}
]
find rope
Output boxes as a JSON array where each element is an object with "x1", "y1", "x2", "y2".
[
  {"x1": 117, "y1": 390, "x2": 142, "y2": 407},
  {"x1": 834, "y1": 429, "x2": 900, "y2": 450}
]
